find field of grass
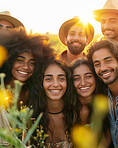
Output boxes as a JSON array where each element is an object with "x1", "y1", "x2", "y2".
[{"x1": 45, "y1": 33, "x2": 102, "y2": 55}]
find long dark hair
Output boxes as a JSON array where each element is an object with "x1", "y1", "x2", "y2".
[
  {"x1": 30, "y1": 59, "x2": 74, "y2": 142},
  {"x1": 70, "y1": 58, "x2": 106, "y2": 124}
]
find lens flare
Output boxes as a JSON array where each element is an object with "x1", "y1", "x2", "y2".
[{"x1": 0, "y1": 89, "x2": 13, "y2": 109}]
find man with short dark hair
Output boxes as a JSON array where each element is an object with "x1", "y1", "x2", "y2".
[
  {"x1": 87, "y1": 39, "x2": 118, "y2": 148},
  {"x1": 58, "y1": 17, "x2": 94, "y2": 64},
  {"x1": 93, "y1": 0, "x2": 118, "y2": 42}
]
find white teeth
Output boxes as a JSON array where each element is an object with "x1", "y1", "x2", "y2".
[
  {"x1": 103, "y1": 72, "x2": 111, "y2": 76},
  {"x1": 73, "y1": 43, "x2": 80, "y2": 46},
  {"x1": 104, "y1": 31, "x2": 113, "y2": 34},
  {"x1": 80, "y1": 87, "x2": 89, "y2": 90},
  {"x1": 51, "y1": 90, "x2": 60, "y2": 93},
  {"x1": 18, "y1": 71, "x2": 28, "y2": 75}
]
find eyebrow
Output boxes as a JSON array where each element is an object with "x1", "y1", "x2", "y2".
[
  {"x1": 17, "y1": 55, "x2": 35, "y2": 61},
  {"x1": 73, "y1": 72, "x2": 93, "y2": 77},
  {"x1": 44, "y1": 74, "x2": 66, "y2": 77},
  {"x1": 93, "y1": 56, "x2": 113, "y2": 63}
]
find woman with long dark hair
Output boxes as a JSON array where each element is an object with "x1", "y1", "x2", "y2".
[
  {"x1": 70, "y1": 58, "x2": 111, "y2": 148},
  {"x1": 31, "y1": 59, "x2": 73, "y2": 147}
]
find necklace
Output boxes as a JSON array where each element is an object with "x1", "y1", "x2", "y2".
[{"x1": 48, "y1": 110, "x2": 64, "y2": 115}]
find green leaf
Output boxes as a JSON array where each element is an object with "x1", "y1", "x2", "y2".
[{"x1": 23, "y1": 112, "x2": 43, "y2": 144}]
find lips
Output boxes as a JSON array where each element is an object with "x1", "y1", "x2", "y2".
[
  {"x1": 99, "y1": 69, "x2": 113, "y2": 79},
  {"x1": 103, "y1": 29, "x2": 114, "y2": 35},
  {"x1": 17, "y1": 70, "x2": 28, "y2": 76},
  {"x1": 49, "y1": 89, "x2": 61, "y2": 95},
  {"x1": 79, "y1": 86, "x2": 90, "y2": 92}
]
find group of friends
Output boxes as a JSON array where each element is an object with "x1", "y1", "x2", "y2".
[{"x1": 0, "y1": 0, "x2": 118, "y2": 147}]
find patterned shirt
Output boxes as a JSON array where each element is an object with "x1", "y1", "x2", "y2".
[{"x1": 108, "y1": 89, "x2": 118, "y2": 148}]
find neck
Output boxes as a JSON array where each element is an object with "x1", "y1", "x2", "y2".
[
  {"x1": 47, "y1": 98, "x2": 64, "y2": 113},
  {"x1": 79, "y1": 95, "x2": 92, "y2": 105},
  {"x1": 48, "y1": 110, "x2": 64, "y2": 114},
  {"x1": 67, "y1": 50, "x2": 84, "y2": 64},
  {"x1": 108, "y1": 79, "x2": 118, "y2": 98}
]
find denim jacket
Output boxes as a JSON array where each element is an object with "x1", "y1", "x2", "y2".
[{"x1": 108, "y1": 89, "x2": 118, "y2": 148}]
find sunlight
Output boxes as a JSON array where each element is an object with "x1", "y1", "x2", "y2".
[
  {"x1": 78, "y1": 10, "x2": 101, "y2": 34},
  {"x1": 79, "y1": 11, "x2": 93, "y2": 25}
]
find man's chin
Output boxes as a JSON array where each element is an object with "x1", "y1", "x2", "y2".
[{"x1": 68, "y1": 46, "x2": 85, "y2": 55}]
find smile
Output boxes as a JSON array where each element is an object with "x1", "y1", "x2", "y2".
[
  {"x1": 100, "y1": 71, "x2": 112, "y2": 79},
  {"x1": 104, "y1": 30, "x2": 114, "y2": 35},
  {"x1": 17, "y1": 70, "x2": 28, "y2": 75},
  {"x1": 79, "y1": 87, "x2": 90, "y2": 91},
  {"x1": 50, "y1": 89, "x2": 61, "y2": 94}
]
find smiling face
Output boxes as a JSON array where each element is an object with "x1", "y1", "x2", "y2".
[
  {"x1": 66, "y1": 24, "x2": 87, "y2": 55},
  {"x1": 73, "y1": 64, "x2": 95, "y2": 99},
  {"x1": 11, "y1": 52, "x2": 35, "y2": 82},
  {"x1": 43, "y1": 64, "x2": 67, "y2": 101},
  {"x1": 100, "y1": 12, "x2": 118, "y2": 41},
  {"x1": 92, "y1": 48, "x2": 118, "y2": 85}
]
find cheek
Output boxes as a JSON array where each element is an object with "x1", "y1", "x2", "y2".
[
  {"x1": 67, "y1": 35, "x2": 73, "y2": 41},
  {"x1": 80, "y1": 37, "x2": 86, "y2": 43},
  {"x1": 30, "y1": 66, "x2": 35, "y2": 72},
  {"x1": 63, "y1": 82, "x2": 67, "y2": 90},
  {"x1": 101, "y1": 24, "x2": 104, "y2": 28},
  {"x1": 90, "y1": 78, "x2": 96, "y2": 91},
  {"x1": 94, "y1": 66, "x2": 99, "y2": 74},
  {"x1": 74, "y1": 81, "x2": 80, "y2": 89}
]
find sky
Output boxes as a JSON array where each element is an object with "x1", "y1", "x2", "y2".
[{"x1": 1, "y1": 0, "x2": 107, "y2": 35}]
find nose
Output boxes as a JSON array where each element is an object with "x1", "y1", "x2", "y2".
[
  {"x1": 103, "y1": 20, "x2": 110, "y2": 29},
  {"x1": 100, "y1": 62, "x2": 107, "y2": 71},
  {"x1": 22, "y1": 62, "x2": 29, "y2": 70},
  {"x1": 52, "y1": 79, "x2": 59, "y2": 87},
  {"x1": 80, "y1": 77, "x2": 86, "y2": 86}
]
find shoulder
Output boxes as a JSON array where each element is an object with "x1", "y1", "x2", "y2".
[{"x1": 59, "y1": 50, "x2": 67, "y2": 60}]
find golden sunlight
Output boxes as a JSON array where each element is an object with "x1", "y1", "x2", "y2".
[{"x1": 78, "y1": 10, "x2": 101, "y2": 34}]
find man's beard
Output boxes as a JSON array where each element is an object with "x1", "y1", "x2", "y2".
[
  {"x1": 98, "y1": 68, "x2": 118, "y2": 85},
  {"x1": 102, "y1": 28, "x2": 118, "y2": 40},
  {"x1": 67, "y1": 40, "x2": 86, "y2": 55}
]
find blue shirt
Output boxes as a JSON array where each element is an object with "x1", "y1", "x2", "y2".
[{"x1": 108, "y1": 89, "x2": 118, "y2": 148}]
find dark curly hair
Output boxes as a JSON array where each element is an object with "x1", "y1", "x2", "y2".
[
  {"x1": 0, "y1": 27, "x2": 56, "y2": 84},
  {"x1": 0, "y1": 27, "x2": 56, "y2": 108}
]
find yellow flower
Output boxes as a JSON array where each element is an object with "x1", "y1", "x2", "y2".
[
  {"x1": 0, "y1": 45, "x2": 8, "y2": 67},
  {"x1": 0, "y1": 89, "x2": 13, "y2": 109},
  {"x1": 93, "y1": 94, "x2": 108, "y2": 115},
  {"x1": 71, "y1": 125, "x2": 96, "y2": 148}
]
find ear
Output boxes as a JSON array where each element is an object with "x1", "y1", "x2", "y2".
[
  {"x1": 86, "y1": 38, "x2": 89, "y2": 45},
  {"x1": 64, "y1": 37, "x2": 67, "y2": 46}
]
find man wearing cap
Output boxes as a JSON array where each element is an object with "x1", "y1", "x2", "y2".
[
  {"x1": 58, "y1": 17, "x2": 94, "y2": 64},
  {"x1": 93, "y1": 0, "x2": 118, "y2": 42},
  {"x1": 0, "y1": 11, "x2": 24, "y2": 29}
]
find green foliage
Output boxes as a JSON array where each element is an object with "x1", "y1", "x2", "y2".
[
  {"x1": 0, "y1": 73, "x2": 43, "y2": 148},
  {"x1": 46, "y1": 33, "x2": 67, "y2": 54}
]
